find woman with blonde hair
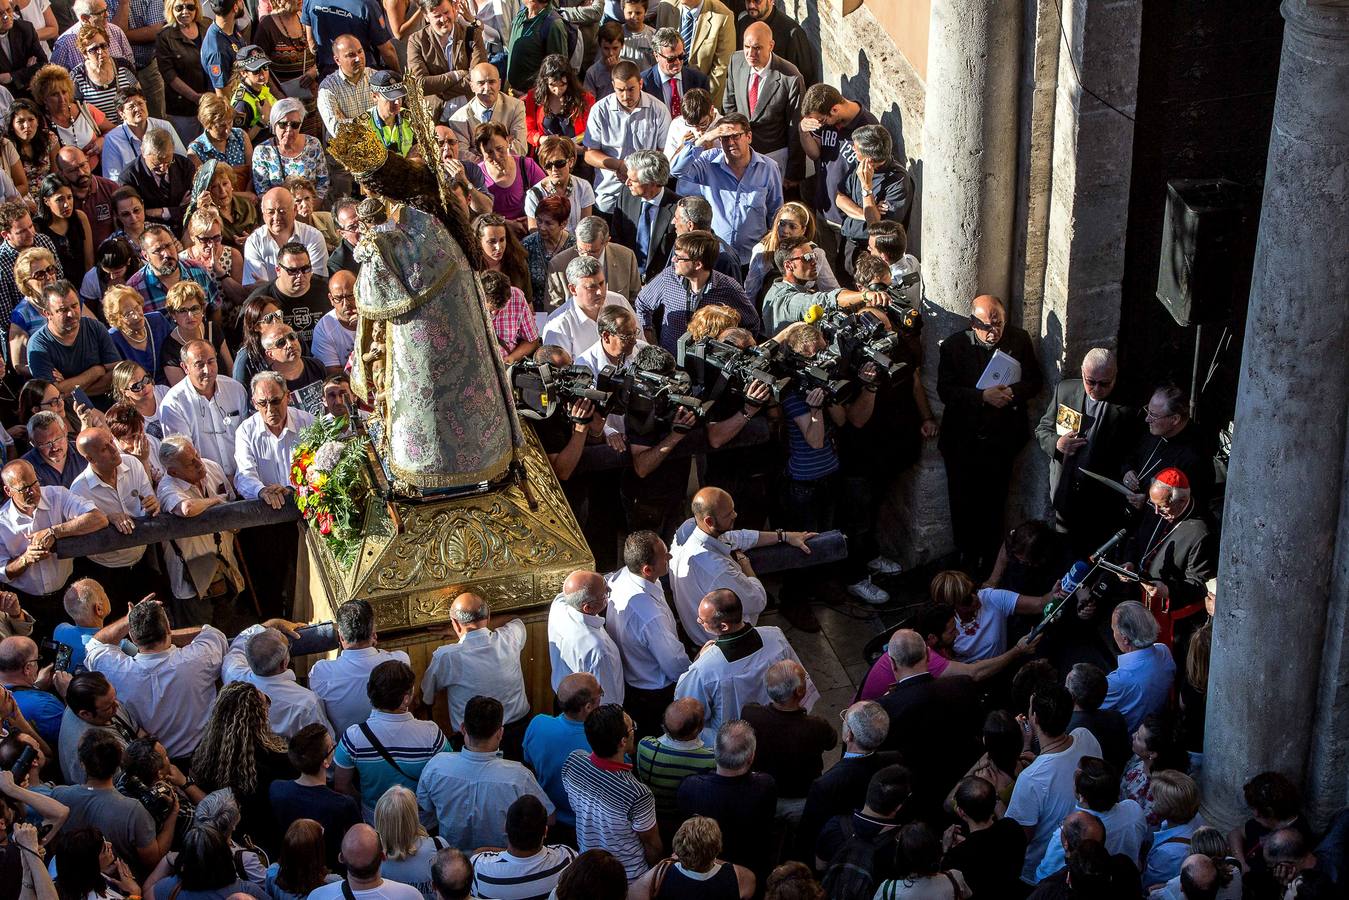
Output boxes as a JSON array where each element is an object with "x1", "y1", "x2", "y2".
[
  {"x1": 372, "y1": 786, "x2": 442, "y2": 900},
  {"x1": 1142, "y1": 770, "x2": 1205, "y2": 889},
  {"x1": 187, "y1": 93, "x2": 254, "y2": 189},
  {"x1": 109, "y1": 360, "x2": 169, "y2": 436},
  {"x1": 190, "y1": 159, "x2": 258, "y2": 249},
  {"x1": 180, "y1": 205, "x2": 246, "y2": 296},
  {"x1": 30, "y1": 64, "x2": 110, "y2": 169},
  {"x1": 929, "y1": 568, "x2": 1051, "y2": 662},
  {"x1": 9, "y1": 246, "x2": 63, "y2": 376},
  {"x1": 629, "y1": 816, "x2": 755, "y2": 899},
  {"x1": 743, "y1": 202, "x2": 840, "y2": 303},
  {"x1": 162, "y1": 280, "x2": 232, "y2": 383},
  {"x1": 685, "y1": 303, "x2": 741, "y2": 343},
  {"x1": 105, "y1": 284, "x2": 173, "y2": 380},
  {"x1": 191, "y1": 683, "x2": 296, "y2": 855},
  {"x1": 156, "y1": 0, "x2": 210, "y2": 141}
]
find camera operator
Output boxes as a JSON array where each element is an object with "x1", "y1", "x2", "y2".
[
  {"x1": 838, "y1": 253, "x2": 938, "y2": 603},
  {"x1": 762, "y1": 236, "x2": 891, "y2": 336},
  {"x1": 777, "y1": 323, "x2": 880, "y2": 625},
  {"x1": 528, "y1": 345, "x2": 608, "y2": 526},
  {"x1": 867, "y1": 220, "x2": 921, "y2": 287},
  {"x1": 622, "y1": 345, "x2": 701, "y2": 538},
  {"x1": 576, "y1": 306, "x2": 645, "y2": 380}
]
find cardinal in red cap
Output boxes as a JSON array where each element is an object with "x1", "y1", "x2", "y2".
[
  {"x1": 1130, "y1": 463, "x2": 1214, "y2": 616},
  {"x1": 1148, "y1": 467, "x2": 1192, "y2": 521}
]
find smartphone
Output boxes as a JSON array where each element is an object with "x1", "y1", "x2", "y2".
[{"x1": 39, "y1": 639, "x2": 74, "y2": 673}]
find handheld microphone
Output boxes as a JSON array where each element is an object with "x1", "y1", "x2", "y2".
[
  {"x1": 1028, "y1": 560, "x2": 1092, "y2": 642},
  {"x1": 1059, "y1": 560, "x2": 1092, "y2": 596},
  {"x1": 1089, "y1": 528, "x2": 1128, "y2": 563}
]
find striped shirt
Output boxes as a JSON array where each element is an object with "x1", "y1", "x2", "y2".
[
  {"x1": 333, "y1": 710, "x2": 450, "y2": 816},
  {"x1": 634, "y1": 735, "x2": 716, "y2": 820},
  {"x1": 561, "y1": 750, "x2": 658, "y2": 880},
  {"x1": 782, "y1": 389, "x2": 840, "y2": 480},
  {"x1": 73, "y1": 62, "x2": 141, "y2": 126},
  {"x1": 470, "y1": 845, "x2": 577, "y2": 900}
]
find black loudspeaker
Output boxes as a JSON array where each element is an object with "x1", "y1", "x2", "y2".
[{"x1": 1155, "y1": 179, "x2": 1251, "y2": 326}]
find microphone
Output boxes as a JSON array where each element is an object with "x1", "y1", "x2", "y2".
[
  {"x1": 1028, "y1": 561, "x2": 1092, "y2": 642},
  {"x1": 1089, "y1": 528, "x2": 1128, "y2": 564}
]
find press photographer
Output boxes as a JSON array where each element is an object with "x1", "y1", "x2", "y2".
[
  {"x1": 762, "y1": 236, "x2": 894, "y2": 335},
  {"x1": 622, "y1": 345, "x2": 707, "y2": 538}
]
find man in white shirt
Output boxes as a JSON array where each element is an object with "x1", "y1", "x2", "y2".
[
  {"x1": 605, "y1": 530, "x2": 689, "y2": 738},
  {"x1": 312, "y1": 270, "x2": 358, "y2": 374},
  {"x1": 416, "y1": 695, "x2": 555, "y2": 850},
  {"x1": 243, "y1": 187, "x2": 330, "y2": 285},
  {"x1": 668, "y1": 485, "x2": 812, "y2": 642},
  {"x1": 540, "y1": 254, "x2": 635, "y2": 357},
  {"x1": 309, "y1": 598, "x2": 411, "y2": 736},
  {"x1": 546, "y1": 569, "x2": 625, "y2": 706},
  {"x1": 674, "y1": 588, "x2": 818, "y2": 743},
  {"x1": 420, "y1": 591, "x2": 532, "y2": 758},
  {"x1": 582, "y1": 59, "x2": 671, "y2": 213},
  {"x1": 84, "y1": 597, "x2": 227, "y2": 765},
  {"x1": 574, "y1": 304, "x2": 644, "y2": 377},
  {"x1": 158, "y1": 340, "x2": 250, "y2": 479},
  {"x1": 70, "y1": 427, "x2": 161, "y2": 614},
  {"x1": 233, "y1": 371, "x2": 314, "y2": 617},
  {"x1": 0, "y1": 459, "x2": 108, "y2": 633},
  {"x1": 222, "y1": 622, "x2": 333, "y2": 738},
  {"x1": 154, "y1": 434, "x2": 242, "y2": 625},
  {"x1": 446, "y1": 62, "x2": 527, "y2": 162},
  {"x1": 1006, "y1": 683, "x2": 1105, "y2": 885},
  {"x1": 307, "y1": 824, "x2": 424, "y2": 900}
]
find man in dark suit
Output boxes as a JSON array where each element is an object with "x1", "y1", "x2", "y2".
[
  {"x1": 876, "y1": 629, "x2": 983, "y2": 823},
  {"x1": 611, "y1": 149, "x2": 681, "y2": 281},
  {"x1": 1034, "y1": 348, "x2": 1140, "y2": 556},
  {"x1": 640, "y1": 27, "x2": 710, "y2": 116},
  {"x1": 795, "y1": 699, "x2": 900, "y2": 860},
  {"x1": 117, "y1": 128, "x2": 195, "y2": 227},
  {"x1": 548, "y1": 216, "x2": 643, "y2": 307},
  {"x1": 0, "y1": 0, "x2": 48, "y2": 98},
  {"x1": 937, "y1": 293, "x2": 1043, "y2": 571},
  {"x1": 405, "y1": 0, "x2": 487, "y2": 121},
  {"x1": 733, "y1": 0, "x2": 817, "y2": 86},
  {"x1": 722, "y1": 22, "x2": 804, "y2": 182}
]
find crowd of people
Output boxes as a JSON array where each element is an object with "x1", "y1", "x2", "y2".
[{"x1": 0, "y1": 0, "x2": 1339, "y2": 898}]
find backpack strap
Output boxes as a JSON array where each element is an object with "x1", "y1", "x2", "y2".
[
  {"x1": 358, "y1": 722, "x2": 417, "y2": 781},
  {"x1": 942, "y1": 870, "x2": 960, "y2": 898},
  {"x1": 1161, "y1": 834, "x2": 1192, "y2": 846},
  {"x1": 649, "y1": 858, "x2": 674, "y2": 897},
  {"x1": 341, "y1": 879, "x2": 357, "y2": 900}
]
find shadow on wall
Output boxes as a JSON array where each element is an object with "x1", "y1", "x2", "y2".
[{"x1": 801, "y1": 0, "x2": 823, "y2": 87}]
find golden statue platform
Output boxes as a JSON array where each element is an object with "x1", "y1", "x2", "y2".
[{"x1": 295, "y1": 424, "x2": 593, "y2": 714}]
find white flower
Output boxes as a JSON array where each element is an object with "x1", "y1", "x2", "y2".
[{"x1": 313, "y1": 440, "x2": 347, "y2": 472}]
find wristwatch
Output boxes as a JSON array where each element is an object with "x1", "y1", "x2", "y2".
[{"x1": 776, "y1": 529, "x2": 785, "y2": 544}]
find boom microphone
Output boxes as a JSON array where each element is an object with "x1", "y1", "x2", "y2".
[{"x1": 1089, "y1": 528, "x2": 1128, "y2": 564}]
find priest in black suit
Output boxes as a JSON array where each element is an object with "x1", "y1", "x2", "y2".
[
  {"x1": 937, "y1": 294, "x2": 1043, "y2": 570},
  {"x1": 0, "y1": 9, "x2": 48, "y2": 98},
  {"x1": 1035, "y1": 348, "x2": 1141, "y2": 556}
]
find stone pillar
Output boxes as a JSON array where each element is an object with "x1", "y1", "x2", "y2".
[
  {"x1": 886, "y1": 0, "x2": 1022, "y2": 564},
  {"x1": 1201, "y1": 0, "x2": 1349, "y2": 831}
]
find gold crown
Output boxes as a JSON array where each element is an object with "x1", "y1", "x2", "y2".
[{"x1": 329, "y1": 119, "x2": 389, "y2": 178}]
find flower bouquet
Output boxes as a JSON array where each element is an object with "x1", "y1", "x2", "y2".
[{"x1": 290, "y1": 417, "x2": 370, "y2": 565}]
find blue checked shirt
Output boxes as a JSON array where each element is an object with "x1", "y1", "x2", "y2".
[{"x1": 635, "y1": 266, "x2": 760, "y2": 354}]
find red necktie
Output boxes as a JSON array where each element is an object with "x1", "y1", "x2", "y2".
[
  {"x1": 748, "y1": 73, "x2": 760, "y2": 116},
  {"x1": 669, "y1": 76, "x2": 682, "y2": 118}
]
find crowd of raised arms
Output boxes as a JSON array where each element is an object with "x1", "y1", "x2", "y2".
[{"x1": 0, "y1": 0, "x2": 1338, "y2": 898}]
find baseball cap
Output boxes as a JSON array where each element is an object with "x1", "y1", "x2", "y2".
[
  {"x1": 236, "y1": 44, "x2": 270, "y2": 72},
  {"x1": 370, "y1": 69, "x2": 407, "y2": 100}
]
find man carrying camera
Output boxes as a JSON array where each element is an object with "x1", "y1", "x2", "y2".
[
  {"x1": 527, "y1": 345, "x2": 608, "y2": 527},
  {"x1": 622, "y1": 345, "x2": 702, "y2": 539},
  {"x1": 761, "y1": 237, "x2": 888, "y2": 336}
]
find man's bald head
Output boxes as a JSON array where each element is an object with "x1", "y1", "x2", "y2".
[
  {"x1": 662, "y1": 697, "x2": 705, "y2": 741},
  {"x1": 333, "y1": 34, "x2": 361, "y2": 56},
  {"x1": 698, "y1": 589, "x2": 743, "y2": 634},
  {"x1": 0, "y1": 636, "x2": 36, "y2": 678},
  {"x1": 56, "y1": 146, "x2": 89, "y2": 170},
  {"x1": 886, "y1": 628, "x2": 928, "y2": 671},
  {"x1": 970, "y1": 294, "x2": 1006, "y2": 345},
  {"x1": 557, "y1": 672, "x2": 601, "y2": 717},
  {"x1": 560, "y1": 570, "x2": 607, "y2": 615},
  {"x1": 744, "y1": 20, "x2": 772, "y2": 42},
  {"x1": 449, "y1": 592, "x2": 488, "y2": 625},
  {"x1": 1061, "y1": 810, "x2": 1105, "y2": 852},
  {"x1": 691, "y1": 486, "x2": 730, "y2": 520},
  {"x1": 340, "y1": 824, "x2": 383, "y2": 879},
  {"x1": 1180, "y1": 854, "x2": 1218, "y2": 896}
]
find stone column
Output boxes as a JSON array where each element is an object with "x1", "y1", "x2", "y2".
[
  {"x1": 1201, "y1": 0, "x2": 1349, "y2": 831},
  {"x1": 887, "y1": 0, "x2": 1022, "y2": 564}
]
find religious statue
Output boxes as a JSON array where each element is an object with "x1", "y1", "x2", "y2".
[{"x1": 329, "y1": 78, "x2": 523, "y2": 495}]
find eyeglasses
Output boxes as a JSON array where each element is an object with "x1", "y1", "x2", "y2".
[
  {"x1": 34, "y1": 437, "x2": 65, "y2": 453},
  {"x1": 542, "y1": 159, "x2": 569, "y2": 170},
  {"x1": 970, "y1": 316, "x2": 1003, "y2": 331},
  {"x1": 172, "y1": 3, "x2": 195, "y2": 9},
  {"x1": 7, "y1": 479, "x2": 39, "y2": 496},
  {"x1": 1083, "y1": 377, "x2": 1114, "y2": 388},
  {"x1": 126, "y1": 375, "x2": 152, "y2": 392},
  {"x1": 672, "y1": 253, "x2": 694, "y2": 263},
  {"x1": 172, "y1": 304, "x2": 203, "y2": 317},
  {"x1": 28, "y1": 265, "x2": 58, "y2": 280},
  {"x1": 195, "y1": 232, "x2": 222, "y2": 244},
  {"x1": 264, "y1": 333, "x2": 300, "y2": 350},
  {"x1": 787, "y1": 254, "x2": 816, "y2": 265},
  {"x1": 85, "y1": 42, "x2": 109, "y2": 52},
  {"x1": 1144, "y1": 409, "x2": 1177, "y2": 422},
  {"x1": 278, "y1": 263, "x2": 312, "y2": 276},
  {"x1": 330, "y1": 292, "x2": 355, "y2": 303},
  {"x1": 259, "y1": 310, "x2": 285, "y2": 324},
  {"x1": 276, "y1": 119, "x2": 302, "y2": 131},
  {"x1": 720, "y1": 131, "x2": 751, "y2": 141},
  {"x1": 657, "y1": 52, "x2": 685, "y2": 64},
  {"x1": 254, "y1": 396, "x2": 287, "y2": 407},
  {"x1": 36, "y1": 396, "x2": 63, "y2": 410}
]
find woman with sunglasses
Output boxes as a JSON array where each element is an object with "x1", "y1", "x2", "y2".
[
  {"x1": 251, "y1": 101, "x2": 328, "y2": 199},
  {"x1": 105, "y1": 284, "x2": 173, "y2": 382},
  {"x1": 11, "y1": 379, "x2": 76, "y2": 455},
  {"x1": 70, "y1": 25, "x2": 140, "y2": 126},
  {"x1": 162, "y1": 280, "x2": 233, "y2": 385},
  {"x1": 474, "y1": 120, "x2": 545, "y2": 237},
  {"x1": 180, "y1": 206, "x2": 246, "y2": 302},
  {"x1": 109, "y1": 360, "x2": 170, "y2": 438},
  {"x1": 231, "y1": 295, "x2": 284, "y2": 385},
  {"x1": 743, "y1": 201, "x2": 839, "y2": 305},
  {"x1": 157, "y1": 0, "x2": 210, "y2": 142},
  {"x1": 524, "y1": 134, "x2": 593, "y2": 233},
  {"x1": 34, "y1": 174, "x2": 94, "y2": 277},
  {"x1": 9, "y1": 247, "x2": 65, "y2": 377}
]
